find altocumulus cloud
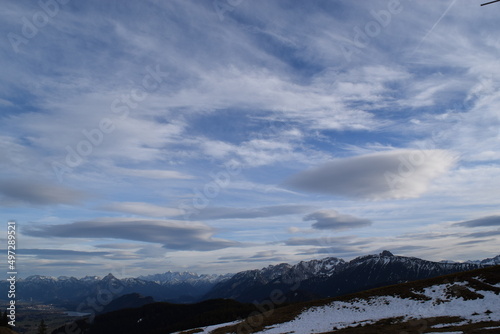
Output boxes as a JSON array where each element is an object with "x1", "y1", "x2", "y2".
[
  {"x1": 23, "y1": 218, "x2": 238, "y2": 251},
  {"x1": 0, "y1": 179, "x2": 87, "y2": 206},
  {"x1": 285, "y1": 149, "x2": 457, "y2": 200},
  {"x1": 304, "y1": 210, "x2": 372, "y2": 231}
]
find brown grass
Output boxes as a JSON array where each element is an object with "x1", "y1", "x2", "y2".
[
  {"x1": 319, "y1": 316, "x2": 500, "y2": 334},
  {"x1": 0, "y1": 327, "x2": 19, "y2": 334}
]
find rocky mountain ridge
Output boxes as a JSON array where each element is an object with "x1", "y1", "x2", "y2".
[
  {"x1": 203, "y1": 250, "x2": 489, "y2": 302},
  {"x1": 2, "y1": 251, "x2": 498, "y2": 306}
]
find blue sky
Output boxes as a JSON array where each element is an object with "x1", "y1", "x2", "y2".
[{"x1": 1, "y1": 0, "x2": 500, "y2": 278}]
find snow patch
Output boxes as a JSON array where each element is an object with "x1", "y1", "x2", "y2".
[
  {"x1": 431, "y1": 320, "x2": 468, "y2": 328},
  {"x1": 172, "y1": 320, "x2": 241, "y2": 334}
]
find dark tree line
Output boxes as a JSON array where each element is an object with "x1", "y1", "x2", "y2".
[{"x1": 0, "y1": 311, "x2": 10, "y2": 328}]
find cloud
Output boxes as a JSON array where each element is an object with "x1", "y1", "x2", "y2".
[
  {"x1": 456, "y1": 239, "x2": 496, "y2": 246},
  {"x1": 189, "y1": 205, "x2": 313, "y2": 220},
  {"x1": 217, "y1": 251, "x2": 287, "y2": 263},
  {"x1": 295, "y1": 246, "x2": 359, "y2": 256},
  {"x1": 115, "y1": 168, "x2": 193, "y2": 180},
  {"x1": 3, "y1": 1, "x2": 500, "y2": 276},
  {"x1": 99, "y1": 202, "x2": 183, "y2": 217},
  {"x1": 304, "y1": 210, "x2": 372, "y2": 231},
  {"x1": 464, "y1": 229, "x2": 500, "y2": 239},
  {"x1": 284, "y1": 236, "x2": 368, "y2": 246},
  {"x1": 250, "y1": 250, "x2": 280, "y2": 259},
  {"x1": 0, "y1": 98, "x2": 14, "y2": 106},
  {"x1": 453, "y1": 215, "x2": 500, "y2": 228},
  {"x1": 37, "y1": 261, "x2": 98, "y2": 267},
  {"x1": 93, "y1": 243, "x2": 141, "y2": 249},
  {"x1": 0, "y1": 179, "x2": 87, "y2": 206},
  {"x1": 285, "y1": 149, "x2": 457, "y2": 200},
  {"x1": 374, "y1": 245, "x2": 430, "y2": 254},
  {"x1": 395, "y1": 232, "x2": 459, "y2": 240},
  {"x1": 20, "y1": 249, "x2": 111, "y2": 258},
  {"x1": 23, "y1": 218, "x2": 238, "y2": 251}
]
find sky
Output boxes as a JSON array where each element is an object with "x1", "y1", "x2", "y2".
[{"x1": 0, "y1": 0, "x2": 499, "y2": 278}]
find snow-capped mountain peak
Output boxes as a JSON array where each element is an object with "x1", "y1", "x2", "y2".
[{"x1": 467, "y1": 254, "x2": 500, "y2": 266}]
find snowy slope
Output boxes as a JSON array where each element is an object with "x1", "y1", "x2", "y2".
[{"x1": 253, "y1": 280, "x2": 499, "y2": 333}]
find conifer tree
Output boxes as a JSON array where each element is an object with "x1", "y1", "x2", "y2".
[
  {"x1": 38, "y1": 319, "x2": 48, "y2": 334},
  {"x1": 1, "y1": 311, "x2": 8, "y2": 327}
]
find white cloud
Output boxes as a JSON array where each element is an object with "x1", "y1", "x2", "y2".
[
  {"x1": 114, "y1": 167, "x2": 193, "y2": 180},
  {"x1": 99, "y1": 202, "x2": 184, "y2": 217}
]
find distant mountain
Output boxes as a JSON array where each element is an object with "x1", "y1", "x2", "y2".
[
  {"x1": 138, "y1": 271, "x2": 231, "y2": 285},
  {"x1": 136, "y1": 271, "x2": 233, "y2": 303},
  {"x1": 203, "y1": 256, "x2": 345, "y2": 302},
  {"x1": 466, "y1": 254, "x2": 500, "y2": 266},
  {"x1": 203, "y1": 250, "x2": 489, "y2": 303},
  {"x1": 0, "y1": 271, "x2": 231, "y2": 306},
  {"x1": 299, "y1": 250, "x2": 481, "y2": 300}
]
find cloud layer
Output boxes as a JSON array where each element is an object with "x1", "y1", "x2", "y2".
[
  {"x1": 99, "y1": 202, "x2": 183, "y2": 217},
  {"x1": 188, "y1": 205, "x2": 313, "y2": 220},
  {"x1": 0, "y1": 179, "x2": 87, "y2": 206},
  {"x1": 454, "y1": 215, "x2": 500, "y2": 228},
  {"x1": 1, "y1": 1, "x2": 499, "y2": 276},
  {"x1": 23, "y1": 218, "x2": 238, "y2": 251},
  {"x1": 304, "y1": 210, "x2": 372, "y2": 231}
]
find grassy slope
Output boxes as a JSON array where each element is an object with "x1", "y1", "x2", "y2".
[{"x1": 0, "y1": 327, "x2": 19, "y2": 334}]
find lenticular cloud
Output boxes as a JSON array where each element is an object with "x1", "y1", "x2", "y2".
[{"x1": 285, "y1": 149, "x2": 457, "y2": 200}]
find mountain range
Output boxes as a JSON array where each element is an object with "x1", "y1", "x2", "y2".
[
  {"x1": 202, "y1": 250, "x2": 499, "y2": 303},
  {"x1": 2, "y1": 251, "x2": 499, "y2": 307},
  {"x1": 2, "y1": 271, "x2": 230, "y2": 307},
  {"x1": 50, "y1": 263, "x2": 500, "y2": 334}
]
